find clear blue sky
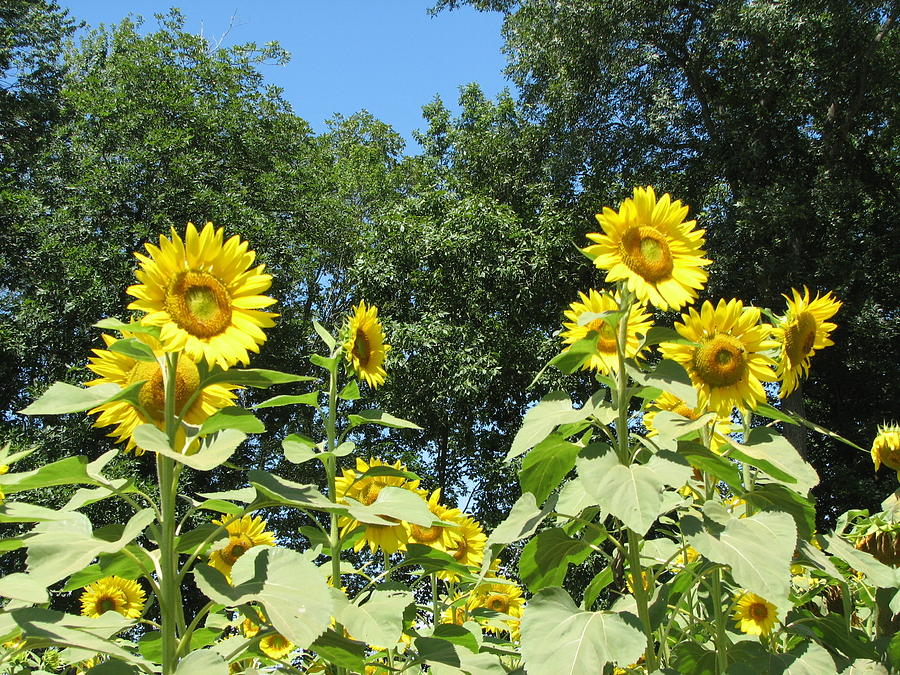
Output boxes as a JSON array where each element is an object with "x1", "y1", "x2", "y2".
[{"x1": 61, "y1": 1, "x2": 512, "y2": 150}]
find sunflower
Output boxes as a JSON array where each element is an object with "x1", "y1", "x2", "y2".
[
  {"x1": 643, "y1": 391, "x2": 734, "y2": 452},
  {"x1": 660, "y1": 299, "x2": 777, "y2": 415},
  {"x1": 404, "y1": 489, "x2": 463, "y2": 552},
  {"x1": 732, "y1": 592, "x2": 778, "y2": 636},
  {"x1": 240, "y1": 609, "x2": 294, "y2": 660},
  {"x1": 343, "y1": 301, "x2": 390, "y2": 388},
  {"x1": 871, "y1": 423, "x2": 900, "y2": 478},
  {"x1": 209, "y1": 515, "x2": 277, "y2": 579},
  {"x1": 560, "y1": 289, "x2": 654, "y2": 374},
  {"x1": 86, "y1": 332, "x2": 238, "y2": 454},
  {"x1": 438, "y1": 514, "x2": 487, "y2": 582},
  {"x1": 80, "y1": 576, "x2": 145, "y2": 619},
  {"x1": 467, "y1": 578, "x2": 526, "y2": 636},
  {"x1": 583, "y1": 186, "x2": 711, "y2": 311},
  {"x1": 126, "y1": 222, "x2": 277, "y2": 369},
  {"x1": 773, "y1": 287, "x2": 841, "y2": 398}
]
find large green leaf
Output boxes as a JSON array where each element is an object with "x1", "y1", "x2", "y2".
[
  {"x1": 508, "y1": 391, "x2": 604, "y2": 460},
  {"x1": 344, "y1": 487, "x2": 434, "y2": 527},
  {"x1": 518, "y1": 527, "x2": 592, "y2": 592},
  {"x1": 746, "y1": 483, "x2": 816, "y2": 539},
  {"x1": 107, "y1": 337, "x2": 156, "y2": 362},
  {"x1": 682, "y1": 504, "x2": 796, "y2": 609},
  {"x1": 519, "y1": 587, "x2": 645, "y2": 674},
  {"x1": 19, "y1": 382, "x2": 121, "y2": 415},
  {"x1": 399, "y1": 544, "x2": 472, "y2": 578},
  {"x1": 173, "y1": 649, "x2": 228, "y2": 674},
  {"x1": 347, "y1": 409, "x2": 422, "y2": 430},
  {"x1": 281, "y1": 433, "x2": 319, "y2": 464},
  {"x1": 726, "y1": 428, "x2": 819, "y2": 493},
  {"x1": 576, "y1": 445, "x2": 691, "y2": 535},
  {"x1": 133, "y1": 424, "x2": 246, "y2": 471},
  {"x1": 824, "y1": 533, "x2": 900, "y2": 588},
  {"x1": 626, "y1": 358, "x2": 697, "y2": 408},
  {"x1": 193, "y1": 546, "x2": 332, "y2": 649},
  {"x1": 414, "y1": 637, "x2": 505, "y2": 674},
  {"x1": 199, "y1": 407, "x2": 265, "y2": 435},
  {"x1": 253, "y1": 392, "x2": 320, "y2": 409},
  {"x1": 677, "y1": 441, "x2": 743, "y2": 491},
  {"x1": 0, "y1": 451, "x2": 117, "y2": 494},
  {"x1": 486, "y1": 492, "x2": 557, "y2": 548},
  {"x1": 336, "y1": 588, "x2": 414, "y2": 648},
  {"x1": 204, "y1": 368, "x2": 316, "y2": 389},
  {"x1": 518, "y1": 434, "x2": 580, "y2": 504},
  {"x1": 309, "y1": 629, "x2": 367, "y2": 671},
  {"x1": 0, "y1": 573, "x2": 49, "y2": 603},
  {"x1": 248, "y1": 470, "x2": 343, "y2": 513},
  {"x1": 727, "y1": 640, "x2": 838, "y2": 674}
]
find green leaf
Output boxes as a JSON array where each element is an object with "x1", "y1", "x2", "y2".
[
  {"x1": 0, "y1": 573, "x2": 49, "y2": 603},
  {"x1": 787, "y1": 613, "x2": 877, "y2": 663},
  {"x1": 193, "y1": 547, "x2": 332, "y2": 649},
  {"x1": 248, "y1": 470, "x2": 341, "y2": 513},
  {"x1": 336, "y1": 588, "x2": 414, "y2": 648},
  {"x1": 63, "y1": 548, "x2": 150, "y2": 591},
  {"x1": 282, "y1": 433, "x2": 319, "y2": 464},
  {"x1": 519, "y1": 434, "x2": 581, "y2": 504},
  {"x1": 339, "y1": 379, "x2": 361, "y2": 401},
  {"x1": 133, "y1": 425, "x2": 246, "y2": 471},
  {"x1": 576, "y1": 444, "x2": 691, "y2": 535},
  {"x1": 486, "y1": 492, "x2": 557, "y2": 548},
  {"x1": 583, "y1": 567, "x2": 614, "y2": 610},
  {"x1": 347, "y1": 409, "x2": 422, "y2": 430},
  {"x1": 518, "y1": 527, "x2": 592, "y2": 592},
  {"x1": 726, "y1": 428, "x2": 819, "y2": 493},
  {"x1": 414, "y1": 637, "x2": 505, "y2": 674},
  {"x1": 19, "y1": 382, "x2": 120, "y2": 415},
  {"x1": 199, "y1": 407, "x2": 265, "y2": 435},
  {"x1": 344, "y1": 486, "x2": 434, "y2": 527},
  {"x1": 313, "y1": 320, "x2": 337, "y2": 351},
  {"x1": 173, "y1": 650, "x2": 228, "y2": 674},
  {"x1": 310, "y1": 353, "x2": 340, "y2": 374},
  {"x1": 508, "y1": 391, "x2": 603, "y2": 460},
  {"x1": 682, "y1": 506, "x2": 796, "y2": 609},
  {"x1": 519, "y1": 587, "x2": 645, "y2": 674},
  {"x1": 0, "y1": 456, "x2": 102, "y2": 495},
  {"x1": 62, "y1": 480, "x2": 137, "y2": 511},
  {"x1": 205, "y1": 368, "x2": 316, "y2": 389},
  {"x1": 548, "y1": 336, "x2": 599, "y2": 375},
  {"x1": 727, "y1": 640, "x2": 838, "y2": 674},
  {"x1": 824, "y1": 533, "x2": 900, "y2": 588},
  {"x1": 650, "y1": 411, "x2": 720, "y2": 441},
  {"x1": 431, "y1": 623, "x2": 480, "y2": 654},
  {"x1": 643, "y1": 326, "x2": 693, "y2": 347},
  {"x1": 399, "y1": 544, "x2": 473, "y2": 578},
  {"x1": 626, "y1": 358, "x2": 697, "y2": 408},
  {"x1": 746, "y1": 483, "x2": 816, "y2": 539},
  {"x1": 93, "y1": 317, "x2": 159, "y2": 338},
  {"x1": 753, "y1": 402, "x2": 799, "y2": 425},
  {"x1": 107, "y1": 337, "x2": 157, "y2": 362},
  {"x1": 254, "y1": 392, "x2": 320, "y2": 409},
  {"x1": 309, "y1": 629, "x2": 367, "y2": 671},
  {"x1": 677, "y1": 441, "x2": 743, "y2": 491}
]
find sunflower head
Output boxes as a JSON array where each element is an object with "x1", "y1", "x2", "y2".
[
  {"x1": 437, "y1": 513, "x2": 487, "y2": 582},
  {"x1": 127, "y1": 222, "x2": 278, "y2": 369},
  {"x1": 773, "y1": 286, "x2": 841, "y2": 398},
  {"x1": 871, "y1": 423, "x2": 900, "y2": 478},
  {"x1": 209, "y1": 515, "x2": 277, "y2": 579},
  {"x1": 643, "y1": 391, "x2": 734, "y2": 452},
  {"x1": 405, "y1": 489, "x2": 463, "y2": 551},
  {"x1": 80, "y1": 576, "x2": 145, "y2": 619},
  {"x1": 467, "y1": 578, "x2": 525, "y2": 636},
  {"x1": 732, "y1": 591, "x2": 778, "y2": 636},
  {"x1": 560, "y1": 289, "x2": 654, "y2": 374},
  {"x1": 583, "y1": 186, "x2": 711, "y2": 311},
  {"x1": 660, "y1": 299, "x2": 777, "y2": 415},
  {"x1": 342, "y1": 301, "x2": 390, "y2": 388}
]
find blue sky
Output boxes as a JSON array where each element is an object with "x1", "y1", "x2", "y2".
[{"x1": 62, "y1": 1, "x2": 512, "y2": 150}]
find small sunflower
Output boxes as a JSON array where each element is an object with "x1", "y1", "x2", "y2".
[
  {"x1": 87, "y1": 332, "x2": 238, "y2": 453},
  {"x1": 643, "y1": 391, "x2": 734, "y2": 452},
  {"x1": 240, "y1": 609, "x2": 294, "y2": 660},
  {"x1": 438, "y1": 514, "x2": 487, "y2": 582},
  {"x1": 660, "y1": 299, "x2": 777, "y2": 415},
  {"x1": 732, "y1": 591, "x2": 778, "y2": 636},
  {"x1": 343, "y1": 301, "x2": 390, "y2": 388},
  {"x1": 560, "y1": 289, "x2": 654, "y2": 374},
  {"x1": 127, "y1": 222, "x2": 278, "y2": 369},
  {"x1": 583, "y1": 186, "x2": 711, "y2": 311},
  {"x1": 404, "y1": 489, "x2": 462, "y2": 552},
  {"x1": 871, "y1": 423, "x2": 900, "y2": 479},
  {"x1": 80, "y1": 576, "x2": 145, "y2": 619},
  {"x1": 209, "y1": 515, "x2": 277, "y2": 579},
  {"x1": 468, "y1": 578, "x2": 525, "y2": 636},
  {"x1": 773, "y1": 287, "x2": 841, "y2": 397}
]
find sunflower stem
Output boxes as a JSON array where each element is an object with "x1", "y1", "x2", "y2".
[
  {"x1": 324, "y1": 357, "x2": 347, "y2": 675},
  {"x1": 711, "y1": 568, "x2": 728, "y2": 674},
  {"x1": 431, "y1": 573, "x2": 440, "y2": 625},
  {"x1": 741, "y1": 411, "x2": 755, "y2": 517}
]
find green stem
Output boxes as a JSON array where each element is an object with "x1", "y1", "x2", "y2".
[
  {"x1": 626, "y1": 528, "x2": 657, "y2": 671},
  {"x1": 324, "y1": 357, "x2": 346, "y2": 675},
  {"x1": 175, "y1": 601, "x2": 216, "y2": 657},
  {"x1": 711, "y1": 568, "x2": 728, "y2": 674},
  {"x1": 741, "y1": 411, "x2": 754, "y2": 517},
  {"x1": 431, "y1": 574, "x2": 440, "y2": 625}
]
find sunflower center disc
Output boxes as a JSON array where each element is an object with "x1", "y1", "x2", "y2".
[
  {"x1": 131, "y1": 358, "x2": 200, "y2": 422},
  {"x1": 352, "y1": 329, "x2": 371, "y2": 367},
  {"x1": 784, "y1": 311, "x2": 817, "y2": 364},
  {"x1": 486, "y1": 595, "x2": 509, "y2": 613},
  {"x1": 166, "y1": 271, "x2": 233, "y2": 338},
  {"x1": 749, "y1": 602, "x2": 769, "y2": 621},
  {"x1": 223, "y1": 533, "x2": 255, "y2": 566},
  {"x1": 410, "y1": 523, "x2": 442, "y2": 544},
  {"x1": 97, "y1": 595, "x2": 119, "y2": 614},
  {"x1": 452, "y1": 539, "x2": 469, "y2": 561},
  {"x1": 692, "y1": 334, "x2": 747, "y2": 387},
  {"x1": 587, "y1": 318, "x2": 618, "y2": 353},
  {"x1": 361, "y1": 483, "x2": 382, "y2": 505},
  {"x1": 620, "y1": 225, "x2": 675, "y2": 282}
]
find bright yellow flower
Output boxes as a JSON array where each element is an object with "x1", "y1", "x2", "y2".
[
  {"x1": 773, "y1": 287, "x2": 841, "y2": 397},
  {"x1": 732, "y1": 592, "x2": 778, "y2": 636},
  {"x1": 80, "y1": 576, "x2": 145, "y2": 619},
  {"x1": 343, "y1": 301, "x2": 390, "y2": 388},
  {"x1": 643, "y1": 391, "x2": 734, "y2": 452},
  {"x1": 209, "y1": 515, "x2": 276, "y2": 579},
  {"x1": 127, "y1": 222, "x2": 278, "y2": 368},
  {"x1": 404, "y1": 489, "x2": 463, "y2": 552},
  {"x1": 871, "y1": 423, "x2": 900, "y2": 478},
  {"x1": 240, "y1": 608, "x2": 294, "y2": 660},
  {"x1": 660, "y1": 299, "x2": 777, "y2": 415},
  {"x1": 86, "y1": 332, "x2": 238, "y2": 454},
  {"x1": 467, "y1": 578, "x2": 525, "y2": 636},
  {"x1": 583, "y1": 186, "x2": 711, "y2": 311},
  {"x1": 560, "y1": 289, "x2": 653, "y2": 374},
  {"x1": 438, "y1": 514, "x2": 487, "y2": 582}
]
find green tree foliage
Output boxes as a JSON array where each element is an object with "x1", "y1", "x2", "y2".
[{"x1": 434, "y1": 0, "x2": 900, "y2": 525}]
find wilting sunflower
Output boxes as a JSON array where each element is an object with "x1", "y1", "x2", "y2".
[
  {"x1": 660, "y1": 299, "x2": 777, "y2": 415},
  {"x1": 209, "y1": 514, "x2": 277, "y2": 579},
  {"x1": 583, "y1": 186, "x2": 711, "y2": 311},
  {"x1": 343, "y1": 301, "x2": 390, "y2": 388},
  {"x1": 732, "y1": 591, "x2": 778, "y2": 636},
  {"x1": 468, "y1": 578, "x2": 526, "y2": 636},
  {"x1": 241, "y1": 609, "x2": 295, "y2": 660},
  {"x1": 643, "y1": 391, "x2": 734, "y2": 452},
  {"x1": 86, "y1": 332, "x2": 238, "y2": 454},
  {"x1": 772, "y1": 287, "x2": 841, "y2": 398},
  {"x1": 438, "y1": 514, "x2": 488, "y2": 582},
  {"x1": 871, "y1": 423, "x2": 900, "y2": 478},
  {"x1": 560, "y1": 289, "x2": 654, "y2": 374},
  {"x1": 127, "y1": 222, "x2": 278, "y2": 369},
  {"x1": 404, "y1": 489, "x2": 462, "y2": 552},
  {"x1": 80, "y1": 576, "x2": 145, "y2": 619}
]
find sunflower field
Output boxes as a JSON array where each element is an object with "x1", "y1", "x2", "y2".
[{"x1": 1, "y1": 182, "x2": 898, "y2": 675}]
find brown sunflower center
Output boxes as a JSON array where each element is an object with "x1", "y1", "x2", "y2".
[
  {"x1": 587, "y1": 318, "x2": 618, "y2": 353},
  {"x1": 130, "y1": 358, "x2": 200, "y2": 421},
  {"x1": 410, "y1": 523, "x2": 443, "y2": 544},
  {"x1": 361, "y1": 483, "x2": 382, "y2": 506},
  {"x1": 692, "y1": 334, "x2": 747, "y2": 387},
  {"x1": 97, "y1": 594, "x2": 121, "y2": 614},
  {"x1": 352, "y1": 329, "x2": 371, "y2": 367},
  {"x1": 485, "y1": 594, "x2": 509, "y2": 613},
  {"x1": 165, "y1": 270, "x2": 233, "y2": 338},
  {"x1": 451, "y1": 538, "x2": 469, "y2": 562},
  {"x1": 222, "y1": 533, "x2": 255, "y2": 566},
  {"x1": 783, "y1": 311, "x2": 817, "y2": 364},
  {"x1": 619, "y1": 225, "x2": 675, "y2": 282},
  {"x1": 748, "y1": 602, "x2": 769, "y2": 622}
]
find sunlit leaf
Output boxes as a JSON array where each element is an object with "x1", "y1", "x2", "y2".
[
  {"x1": 347, "y1": 409, "x2": 422, "y2": 430},
  {"x1": 199, "y1": 407, "x2": 265, "y2": 435}
]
